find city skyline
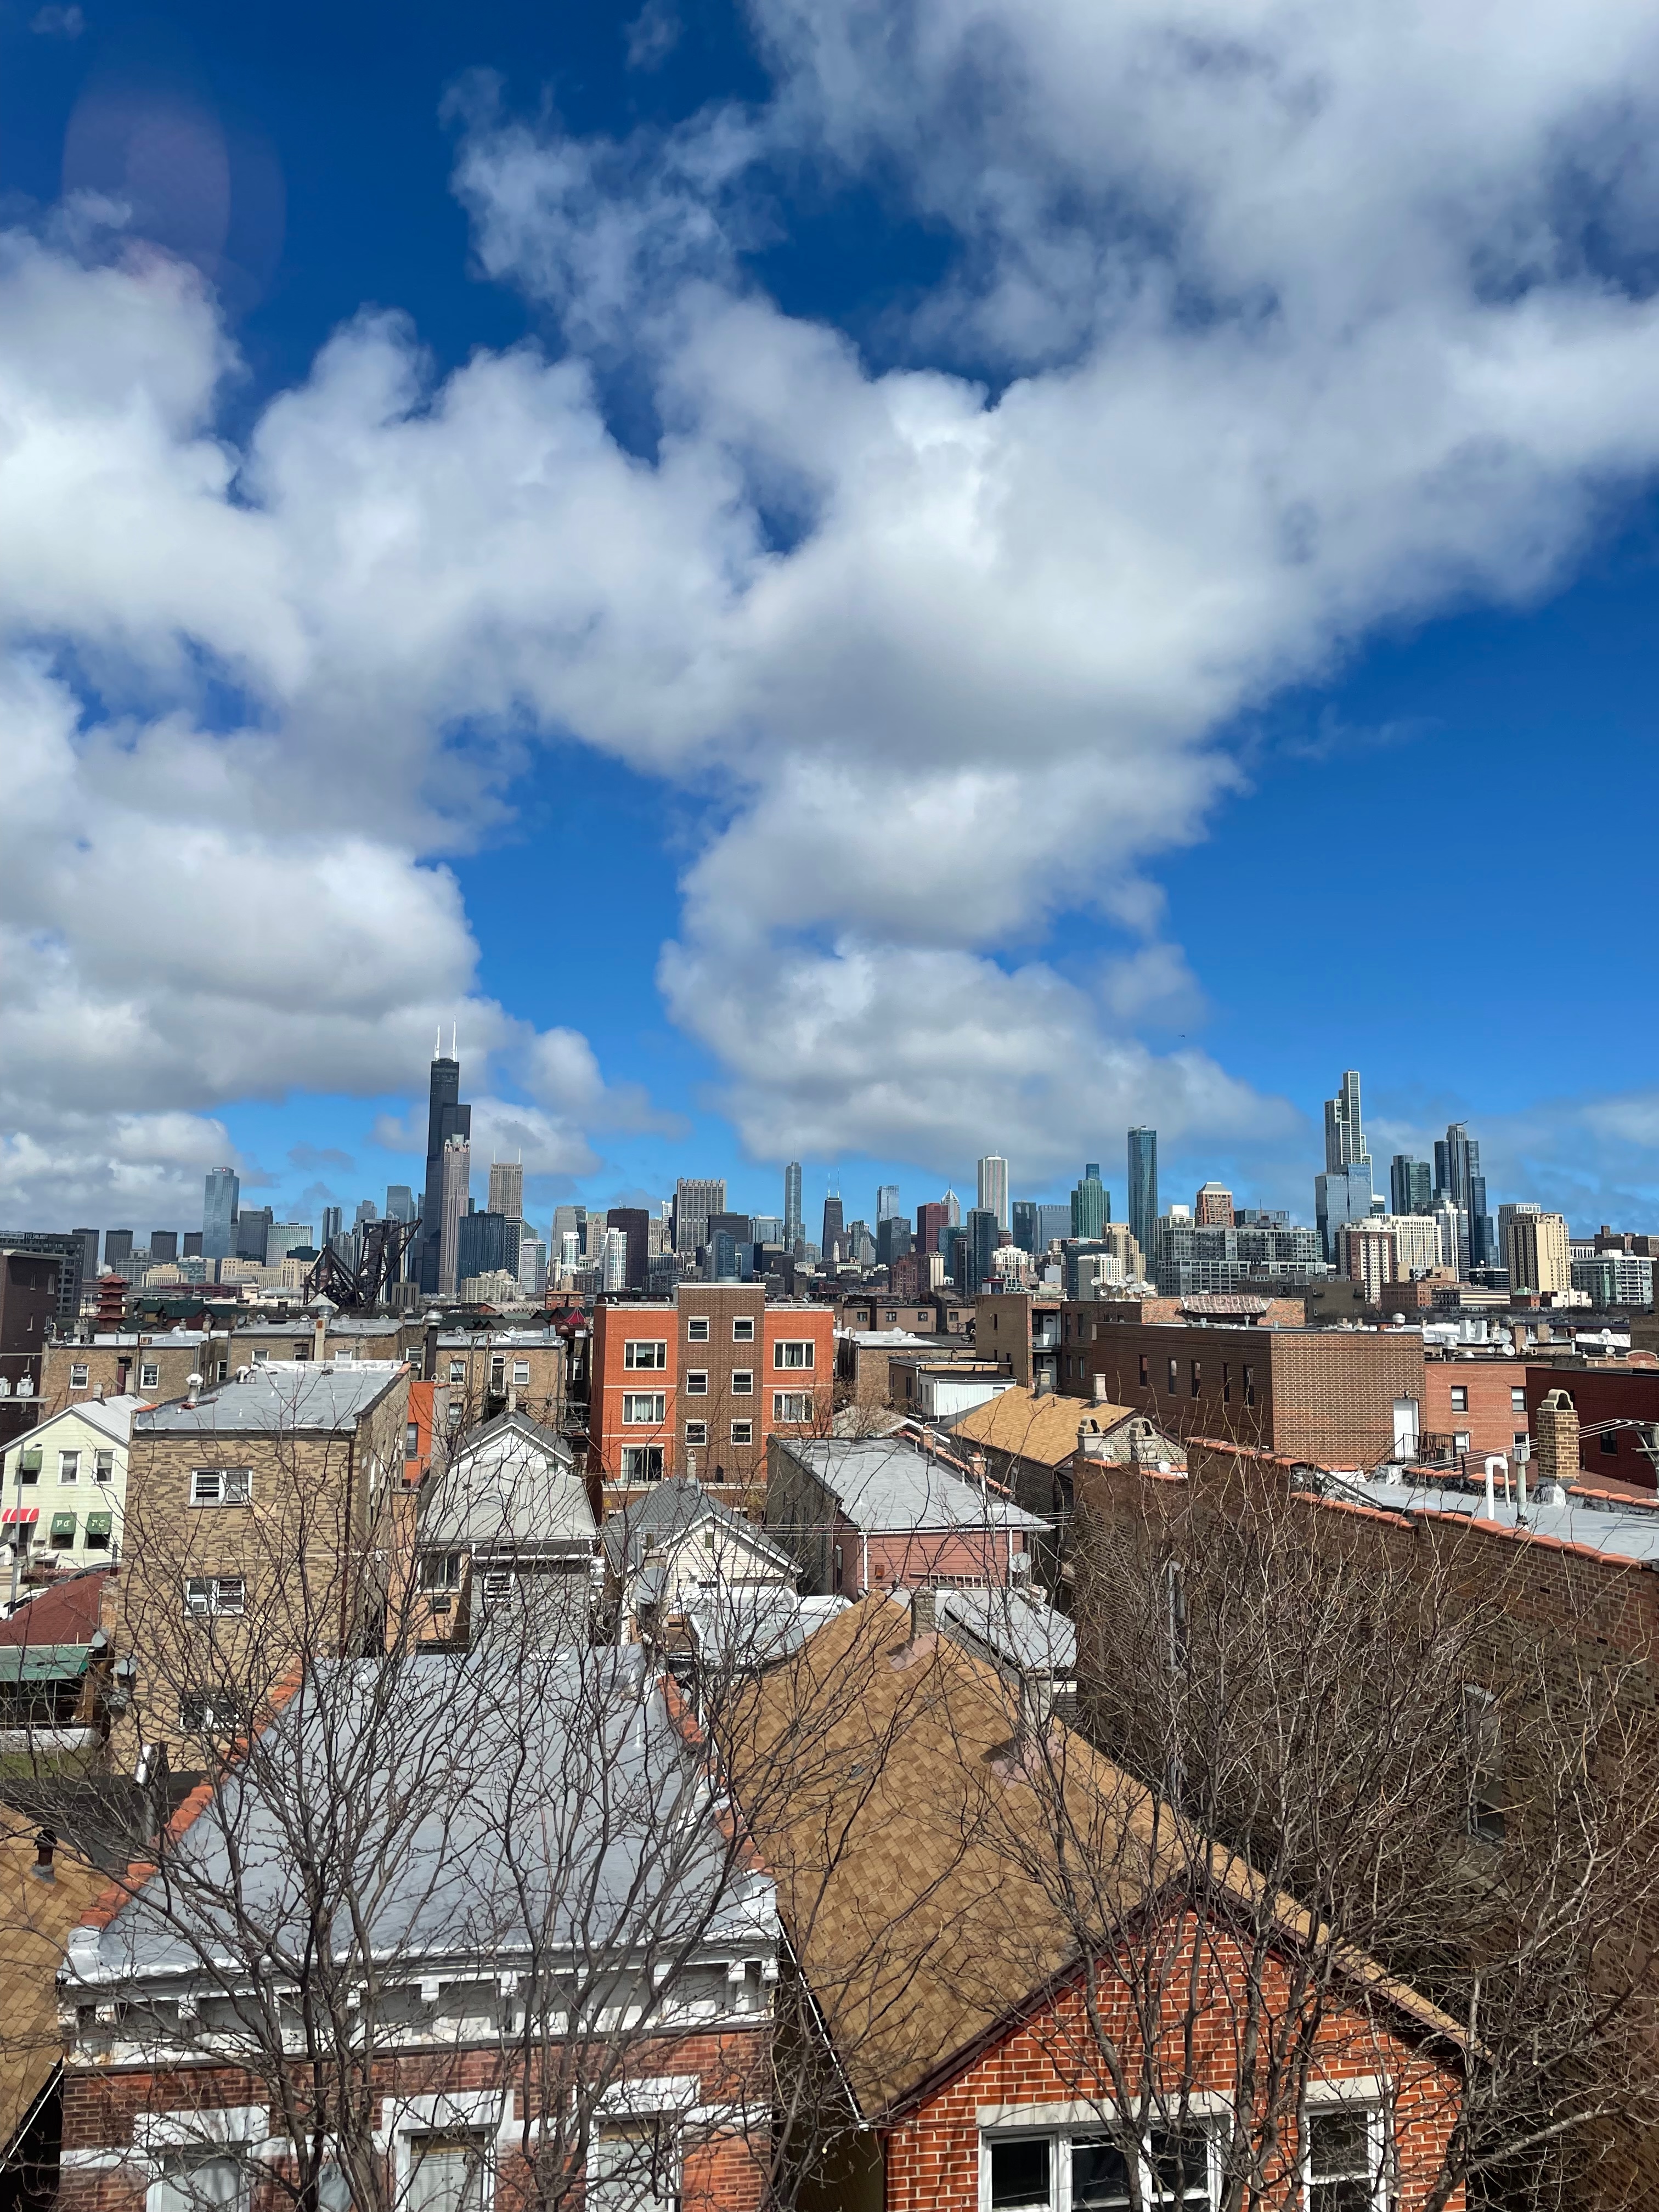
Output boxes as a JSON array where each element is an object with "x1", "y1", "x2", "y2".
[{"x1": 6, "y1": 6, "x2": 1659, "y2": 1237}]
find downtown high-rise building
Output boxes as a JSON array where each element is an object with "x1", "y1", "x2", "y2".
[
  {"x1": 877, "y1": 1183, "x2": 900, "y2": 1222},
  {"x1": 419, "y1": 1041, "x2": 471, "y2": 1294},
  {"x1": 1070, "y1": 1164, "x2": 1109, "y2": 1239},
  {"x1": 1390, "y1": 1156, "x2": 1432, "y2": 1216},
  {"x1": 437, "y1": 1133, "x2": 471, "y2": 1296},
  {"x1": 1315, "y1": 1070, "x2": 1373, "y2": 1262},
  {"x1": 783, "y1": 1161, "x2": 803, "y2": 1249},
  {"x1": 1127, "y1": 1128, "x2": 1158, "y2": 1265},
  {"x1": 202, "y1": 1167, "x2": 240, "y2": 1263},
  {"x1": 673, "y1": 1178, "x2": 726, "y2": 1258},
  {"x1": 1435, "y1": 1123, "x2": 1493, "y2": 1269},
  {"x1": 976, "y1": 1154, "x2": 1010, "y2": 1233},
  {"x1": 822, "y1": 1189, "x2": 845, "y2": 1263},
  {"x1": 386, "y1": 1184, "x2": 417, "y2": 1223},
  {"x1": 488, "y1": 1159, "x2": 524, "y2": 1220}
]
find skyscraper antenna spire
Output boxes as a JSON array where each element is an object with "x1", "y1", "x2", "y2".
[
  {"x1": 451, "y1": 1023, "x2": 457, "y2": 1059},
  {"x1": 435, "y1": 1025, "x2": 441, "y2": 1058}
]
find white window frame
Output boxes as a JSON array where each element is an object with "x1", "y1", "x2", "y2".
[
  {"x1": 684, "y1": 1421, "x2": 708, "y2": 1447},
  {"x1": 1511, "y1": 1386, "x2": 1527, "y2": 1413},
  {"x1": 139, "y1": 1362, "x2": 161, "y2": 1391},
  {"x1": 773, "y1": 1391, "x2": 812, "y2": 1424},
  {"x1": 191, "y1": 1468, "x2": 252, "y2": 1506},
  {"x1": 684, "y1": 1370, "x2": 709, "y2": 1397},
  {"x1": 772, "y1": 1340, "x2": 815, "y2": 1370},
  {"x1": 730, "y1": 1370, "x2": 753, "y2": 1396},
  {"x1": 621, "y1": 1393, "x2": 667, "y2": 1426},
  {"x1": 94, "y1": 1449, "x2": 115, "y2": 1484},
  {"x1": 59, "y1": 1451, "x2": 80, "y2": 1485},
  {"x1": 379, "y1": 2091, "x2": 513, "y2": 2212},
  {"x1": 251, "y1": 1346, "x2": 269, "y2": 1364},
  {"x1": 449, "y1": 1359, "x2": 467, "y2": 1384},
  {"x1": 624, "y1": 1340, "x2": 668, "y2": 1371},
  {"x1": 69, "y1": 1363, "x2": 89, "y2": 1390},
  {"x1": 977, "y1": 2114, "x2": 1227, "y2": 2211},
  {"x1": 620, "y1": 1445, "x2": 665, "y2": 1482},
  {"x1": 588, "y1": 2115, "x2": 682, "y2": 2212},
  {"x1": 1300, "y1": 2084, "x2": 1393, "y2": 2211},
  {"x1": 686, "y1": 1317, "x2": 710, "y2": 1343},
  {"x1": 1449, "y1": 1385, "x2": 1468, "y2": 1413},
  {"x1": 138, "y1": 2106, "x2": 269, "y2": 2212},
  {"x1": 511, "y1": 1360, "x2": 531, "y2": 1387},
  {"x1": 730, "y1": 1420, "x2": 753, "y2": 1446},
  {"x1": 731, "y1": 1316, "x2": 755, "y2": 1342}
]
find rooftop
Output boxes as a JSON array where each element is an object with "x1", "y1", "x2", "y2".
[
  {"x1": 1345, "y1": 1470, "x2": 1659, "y2": 1568},
  {"x1": 136, "y1": 1364, "x2": 405, "y2": 1437},
  {"x1": 773, "y1": 1437, "x2": 1047, "y2": 1536},
  {"x1": 603, "y1": 1477, "x2": 795, "y2": 1578},
  {"x1": 418, "y1": 1411, "x2": 592, "y2": 1554},
  {"x1": 949, "y1": 1386, "x2": 1126, "y2": 1469}
]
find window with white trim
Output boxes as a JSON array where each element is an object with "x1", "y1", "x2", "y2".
[
  {"x1": 684, "y1": 1370, "x2": 708, "y2": 1397},
  {"x1": 686, "y1": 1317, "x2": 710, "y2": 1342},
  {"x1": 773, "y1": 1391, "x2": 812, "y2": 1424},
  {"x1": 69, "y1": 1363, "x2": 89, "y2": 1389},
  {"x1": 624, "y1": 1341, "x2": 668, "y2": 1370},
  {"x1": 184, "y1": 1576, "x2": 246, "y2": 1618},
  {"x1": 772, "y1": 1340, "x2": 815, "y2": 1369},
  {"x1": 449, "y1": 1360, "x2": 467, "y2": 1384},
  {"x1": 985, "y1": 2123, "x2": 1219, "y2": 2209},
  {"x1": 730, "y1": 1420, "x2": 753, "y2": 1446},
  {"x1": 251, "y1": 1346, "x2": 269, "y2": 1363},
  {"x1": 730, "y1": 1370, "x2": 753, "y2": 1396},
  {"x1": 512, "y1": 1360, "x2": 530, "y2": 1387},
  {"x1": 180, "y1": 1688, "x2": 246, "y2": 1734},
  {"x1": 191, "y1": 1468, "x2": 251, "y2": 1506},
  {"x1": 139, "y1": 1361, "x2": 161, "y2": 1391},
  {"x1": 148, "y1": 2151, "x2": 255, "y2": 2212},
  {"x1": 95, "y1": 1449, "x2": 115, "y2": 1483},
  {"x1": 622, "y1": 1392, "x2": 666, "y2": 1425},
  {"x1": 621, "y1": 1446, "x2": 664, "y2": 1482},
  {"x1": 420, "y1": 1552, "x2": 461, "y2": 1592},
  {"x1": 731, "y1": 1315, "x2": 755, "y2": 1342},
  {"x1": 1304, "y1": 2104, "x2": 1389, "y2": 2211},
  {"x1": 59, "y1": 1451, "x2": 79, "y2": 1484},
  {"x1": 684, "y1": 1421, "x2": 707, "y2": 1447},
  {"x1": 590, "y1": 2117, "x2": 680, "y2": 2212},
  {"x1": 407, "y1": 2132, "x2": 490, "y2": 2212}
]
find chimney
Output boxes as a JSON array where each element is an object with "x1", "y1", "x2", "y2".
[
  {"x1": 31, "y1": 1829, "x2": 55, "y2": 1882},
  {"x1": 910, "y1": 1585, "x2": 937, "y2": 1641},
  {"x1": 184, "y1": 1373, "x2": 202, "y2": 1408},
  {"x1": 1534, "y1": 1390, "x2": 1580, "y2": 1486},
  {"x1": 1092, "y1": 1373, "x2": 1108, "y2": 1403}
]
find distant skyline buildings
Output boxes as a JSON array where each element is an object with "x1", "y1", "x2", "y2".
[
  {"x1": 783, "y1": 1161, "x2": 803, "y2": 1249},
  {"x1": 202, "y1": 1167, "x2": 239, "y2": 1262},
  {"x1": 418, "y1": 1041, "x2": 470, "y2": 1295},
  {"x1": 976, "y1": 1154, "x2": 1009, "y2": 1234},
  {"x1": 1127, "y1": 1128, "x2": 1158, "y2": 1265}
]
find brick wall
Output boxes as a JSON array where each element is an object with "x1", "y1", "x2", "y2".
[{"x1": 1421, "y1": 1358, "x2": 1529, "y2": 1460}]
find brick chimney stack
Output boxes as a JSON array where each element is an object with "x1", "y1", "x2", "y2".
[{"x1": 1534, "y1": 1389, "x2": 1580, "y2": 1485}]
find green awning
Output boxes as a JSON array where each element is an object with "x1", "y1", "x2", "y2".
[
  {"x1": 49, "y1": 1512, "x2": 76, "y2": 1537},
  {"x1": 18, "y1": 1449, "x2": 41, "y2": 1474},
  {"x1": 0, "y1": 1644, "x2": 90, "y2": 1684},
  {"x1": 84, "y1": 1512, "x2": 112, "y2": 1537}
]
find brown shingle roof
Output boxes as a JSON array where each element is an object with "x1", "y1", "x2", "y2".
[
  {"x1": 950, "y1": 1386, "x2": 1134, "y2": 1468},
  {"x1": 0, "y1": 1810, "x2": 108, "y2": 2154},
  {"x1": 725, "y1": 1593, "x2": 1462, "y2": 2120}
]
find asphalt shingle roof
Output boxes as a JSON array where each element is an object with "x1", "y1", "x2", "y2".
[
  {"x1": 775, "y1": 1438, "x2": 1048, "y2": 1536},
  {"x1": 136, "y1": 1365, "x2": 404, "y2": 1436}
]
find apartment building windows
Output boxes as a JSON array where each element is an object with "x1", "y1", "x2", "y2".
[
  {"x1": 773, "y1": 1340, "x2": 815, "y2": 1369},
  {"x1": 685, "y1": 1421, "x2": 708, "y2": 1447},
  {"x1": 621, "y1": 1446, "x2": 664, "y2": 1481},
  {"x1": 1243, "y1": 1364, "x2": 1256, "y2": 1407},
  {"x1": 184, "y1": 1575, "x2": 246, "y2": 1617},
  {"x1": 732, "y1": 1316, "x2": 755, "y2": 1343},
  {"x1": 590, "y1": 2116, "x2": 679, "y2": 2212},
  {"x1": 1166, "y1": 1358, "x2": 1178, "y2": 1397},
  {"x1": 94, "y1": 1450, "x2": 114, "y2": 1483},
  {"x1": 731, "y1": 1370, "x2": 754, "y2": 1396},
  {"x1": 730, "y1": 1421, "x2": 753, "y2": 1446},
  {"x1": 1449, "y1": 1385, "x2": 1469, "y2": 1413},
  {"x1": 140, "y1": 1362, "x2": 160, "y2": 1391},
  {"x1": 420, "y1": 1552, "x2": 461, "y2": 1592},
  {"x1": 622, "y1": 1393, "x2": 666, "y2": 1425},
  {"x1": 1511, "y1": 1386, "x2": 1527, "y2": 1413},
  {"x1": 1189, "y1": 1360, "x2": 1201, "y2": 1399},
  {"x1": 512, "y1": 1360, "x2": 530, "y2": 1387},
  {"x1": 179, "y1": 1689, "x2": 244, "y2": 1734},
  {"x1": 191, "y1": 1468, "x2": 251, "y2": 1505},
  {"x1": 774, "y1": 1392, "x2": 812, "y2": 1424},
  {"x1": 69, "y1": 1363, "x2": 88, "y2": 1390},
  {"x1": 685, "y1": 1371, "x2": 709, "y2": 1396},
  {"x1": 624, "y1": 1340, "x2": 668, "y2": 1369},
  {"x1": 59, "y1": 1452, "x2": 78, "y2": 1483},
  {"x1": 449, "y1": 1359, "x2": 467, "y2": 1384},
  {"x1": 687, "y1": 1317, "x2": 710, "y2": 1342},
  {"x1": 1138, "y1": 1354, "x2": 1149, "y2": 1389}
]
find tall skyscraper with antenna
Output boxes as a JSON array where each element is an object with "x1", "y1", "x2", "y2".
[
  {"x1": 783, "y1": 1161, "x2": 803, "y2": 1250},
  {"x1": 418, "y1": 1032, "x2": 471, "y2": 1295}
]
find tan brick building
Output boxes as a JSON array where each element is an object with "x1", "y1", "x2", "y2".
[
  {"x1": 40, "y1": 1329, "x2": 231, "y2": 1415},
  {"x1": 116, "y1": 1362, "x2": 410, "y2": 1756}
]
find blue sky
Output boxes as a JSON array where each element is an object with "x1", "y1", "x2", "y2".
[{"x1": 3, "y1": 0, "x2": 1659, "y2": 1243}]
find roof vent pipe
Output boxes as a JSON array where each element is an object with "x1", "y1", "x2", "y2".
[
  {"x1": 31, "y1": 1829, "x2": 55, "y2": 1882},
  {"x1": 184, "y1": 1373, "x2": 202, "y2": 1407},
  {"x1": 1092, "y1": 1374, "x2": 1108, "y2": 1403}
]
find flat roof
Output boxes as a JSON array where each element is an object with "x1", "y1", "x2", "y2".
[
  {"x1": 136, "y1": 1364, "x2": 404, "y2": 1436},
  {"x1": 1345, "y1": 1471, "x2": 1659, "y2": 1568}
]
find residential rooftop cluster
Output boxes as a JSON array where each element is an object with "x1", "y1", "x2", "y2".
[{"x1": 0, "y1": 1058, "x2": 1656, "y2": 2208}]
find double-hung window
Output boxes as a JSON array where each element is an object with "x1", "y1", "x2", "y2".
[
  {"x1": 69, "y1": 1363, "x2": 89, "y2": 1390},
  {"x1": 512, "y1": 1360, "x2": 530, "y2": 1387},
  {"x1": 139, "y1": 1362, "x2": 160, "y2": 1391},
  {"x1": 191, "y1": 1468, "x2": 251, "y2": 1506},
  {"x1": 59, "y1": 1451, "x2": 79, "y2": 1484},
  {"x1": 732, "y1": 1316, "x2": 755, "y2": 1344},
  {"x1": 624, "y1": 1340, "x2": 668, "y2": 1370},
  {"x1": 1304, "y1": 2104, "x2": 1390, "y2": 2210},
  {"x1": 684, "y1": 1370, "x2": 709, "y2": 1397},
  {"x1": 589, "y1": 2116, "x2": 679, "y2": 2211},
  {"x1": 94, "y1": 1449, "x2": 115, "y2": 1483},
  {"x1": 408, "y1": 2133, "x2": 490, "y2": 2212},
  {"x1": 774, "y1": 1391, "x2": 812, "y2": 1424},
  {"x1": 730, "y1": 1420, "x2": 753, "y2": 1446},
  {"x1": 686, "y1": 1317, "x2": 710, "y2": 1344},
  {"x1": 449, "y1": 1360, "x2": 467, "y2": 1384},
  {"x1": 684, "y1": 1420, "x2": 708, "y2": 1447},
  {"x1": 622, "y1": 1393, "x2": 665, "y2": 1426},
  {"x1": 731, "y1": 1370, "x2": 753, "y2": 1396},
  {"x1": 149, "y1": 2150, "x2": 255, "y2": 2212},
  {"x1": 773, "y1": 1340, "x2": 815, "y2": 1370}
]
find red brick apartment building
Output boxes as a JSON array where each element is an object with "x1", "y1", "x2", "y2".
[
  {"x1": 1521, "y1": 1361, "x2": 1659, "y2": 1491},
  {"x1": 589, "y1": 1284, "x2": 835, "y2": 1495},
  {"x1": 1420, "y1": 1355, "x2": 1531, "y2": 1461},
  {"x1": 1081, "y1": 1318, "x2": 1427, "y2": 1465}
]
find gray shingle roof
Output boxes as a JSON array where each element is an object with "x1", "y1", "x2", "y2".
[
  {"x1": 68, "y1": 1651, "x2": 776, "y2": 1989},
  {"x1": 419, "y1": 1412, "x2": 593, "y2": 1554},
  {"x1": 775, "y1": 1438, "x2": 1049, "y2": 1536},
  {"x1": 603, "y1": 1479, "x2": 794, "y2": 1577},
  {"x1": 936, "y1": 1587, "x2": 1077, "y2": 1676}
]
